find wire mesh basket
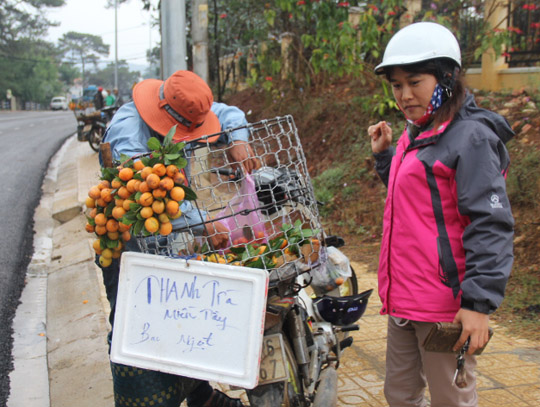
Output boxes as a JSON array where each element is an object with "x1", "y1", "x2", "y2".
[{"x1": 135, "y1": 115, "x2": 327, "y2": 285}]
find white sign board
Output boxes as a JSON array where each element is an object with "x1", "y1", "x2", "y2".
[{"x1": 110, "y1": 252, "x2": 269, "y2": 389}]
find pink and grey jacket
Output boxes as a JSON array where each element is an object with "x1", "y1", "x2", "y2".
[{"x1": 374, "y1": 93, "x2": 514, "y2": 322}]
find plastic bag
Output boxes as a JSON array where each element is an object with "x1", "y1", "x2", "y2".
[
  {"x1": 216, "y1": 174, "x2": 266, "y2": 248},
  {"x1": 310, "y1": 246, "x2": 353, "y2": 294}
]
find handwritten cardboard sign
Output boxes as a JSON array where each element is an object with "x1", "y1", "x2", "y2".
[{"x1": 110, "y1": 252, "x2": 268, "y2": 389}]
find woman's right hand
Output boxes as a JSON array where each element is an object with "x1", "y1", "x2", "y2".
[{"x1": 368, "y1": 121, "x2": 393, "y2": 153}]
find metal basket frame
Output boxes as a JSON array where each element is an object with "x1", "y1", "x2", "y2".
[{"x1": 135, "y1": 115, "x2": 327, "y2": 284}]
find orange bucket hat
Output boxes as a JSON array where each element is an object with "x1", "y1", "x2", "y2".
[{"x1": 132, "y1": 70, "x2": 221, "y2": 142}]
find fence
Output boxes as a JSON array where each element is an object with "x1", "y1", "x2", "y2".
[{"x1": 507, "y1": 0, "x2": 540, "y2": 67}]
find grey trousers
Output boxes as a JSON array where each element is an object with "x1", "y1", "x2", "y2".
[{"x1": 384, "y1": 316, "x2": 478, "y2": 407}]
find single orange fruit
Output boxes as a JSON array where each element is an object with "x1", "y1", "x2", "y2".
[
  {"x1": 121, "y1": 231, "x2": 131, "y2": 241},
  {"x1": 111, "y1": 206, "x2": 126, "y2": 220},
  {"x1": 153, "y1": 163, "x2": 166, "y2": 177},
  {"x1": 158, "y1": 213, "x2": 170, "y2": 223},
  {"x1": 335, "y1": 277, "x2": 345, "y2": 286},
  {"x1": 122, "y1": 199, "x2": 134, "y2": 212},
  {"x1": 107, "y1": 231, "x2": 119, "y2": 240},
  {"x1": 118, "y1": 222, "x2": 131, "y2": 233},
  {"x1": 114, "y1": 198, "x2": 124, "y2": 208},
  {"x1": 95, "y1": 225, "x2": 107, "y2": 235},
  {"x1": 159, "y1": 221, "x2": 173, "y2": 236},
  {"x1": 85, "y1": 223, "x2": 95, "y2": 233},
  {"x1": 133, "y1": 160, "x2": 145, "y2": 171},
  {"x1": 89, "y1": 207, "x2": 98, "y2": 218},
  {"x1": 140, "y1": 166, "x2": 153, "y2": 180},
  {"x1": 138, "y1": 181, "x2": 150, "y2": 193},
  {"x1": 88, "y1": 186, "x2": 101, "y2": 200},
  {"x1": 92, "y1": 239, "x2": 102, "y2": 252},
  {"x1": 152, "y1": 188, "x2": 167, "y2": 199},
  {"x1": 94, "y1": 213, "x2": 107, "y2": 226},
  {"x1": 173, "y1": 172, "x2": 186, "y2": 185},
  {"x1": 166, "y1": 200, "x2": 180, "y2": 216},
  {"x1": 126, "y1": 179, "x2": 139, "y2": 193},
  {"x1": 99, "y1": 255, "x2": 112, "y2": 267},
  {"x1": 112, "y1": 250, "x2": 122, "y2": 259},
  {"x1": 98, "y1": 180, "x2": 110, "y2": 190},
  {"x1": 85, "y1": 197, "x2": 96, "y2": 209},
  {"x1": 140, "y1": 206, "x2": 154, "y2": 219},
  {"x1": 106, "y1": 218, "x2": 119, "y2": 232},
  {"x1": 146, "y1": 173, "x2": 160, "y2": 189},
  {"x1": 139, "y1": 192, "x2": 154, "y2": 207},
  {"x1": 117, "y1": 186, "x2": 131, "y2": 199},
  {"x1": 152, "y1": 200, "x2": 165, "y2": 214},
  {"x1": 159, "y1": 177, "x2": 174, "y2": 191},
  {"x1": 166, "y1": 165, "x2": 179, "y2": 178},
  {"x1": 118, "y1": 167, "x2": 134, "y2": 182},
  {"x1": 170, "y1": 186, "x2": 185, "y2": 202},
  {"x1": 111, "y1": 178, "x2": 122, "y2": 189},
  {"x1": 144, "y1": 217, "x2": 160, "y2": 233},
  {"x1": 95, "y1": 198, "x2": 107, "y2": 208}
]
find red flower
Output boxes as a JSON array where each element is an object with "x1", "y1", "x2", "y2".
[
  {"x1": 522, "y1": 4, "x2": 536, "y2": 10},
  {"x1": 388, "y1": 11, "x2": 396, "y2": 16},
  {"x1": 265, "y1": 76, "x2": 273, "y2": 81},
  {"x1": 531, "y1": 22, "x2": 540, "y2": 29},
  {"x1": 297, "y1": 0, "x2": 306, "y2": 5},
  {"x1": 337, "y1": 2, "x2": 350, "y2": 7},
  {"x1": 219, "y1": 13, "x2": 227, "y2": 19},
  {"x1": 502, "y1": 52, "x2": 511, "y2": 58},
  {"x1": 338, "y1": 22, "x2": 344, "y2": 28},
  {"x1": 368, "y1": 4, "x2": 379, "y2": 12},
  {"x1": 289, "y1": 13, "x2": 293, "y2": 19}
]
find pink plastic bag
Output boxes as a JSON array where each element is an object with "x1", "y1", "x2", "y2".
[{"x1": 216, "y1": 174, "x2": 266, "y2": 248}]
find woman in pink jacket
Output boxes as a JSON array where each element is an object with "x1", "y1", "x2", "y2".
[{"x1": 368, "y1": 22, "x2": 514, "y2": 406}]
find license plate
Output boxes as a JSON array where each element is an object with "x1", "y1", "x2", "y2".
[
  {"x1": 258, "y1": 333, "x2": 289, "y2": 385},
  {"x1": 83, "y1": 124, "x2": 92, "y2": 132}
]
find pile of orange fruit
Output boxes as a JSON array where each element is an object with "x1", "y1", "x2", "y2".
[{"x1": 84, "y1": 159, "x2": 188, "y2": 267}]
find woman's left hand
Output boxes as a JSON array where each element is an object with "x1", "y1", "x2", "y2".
[
  {"x1": 227, "y1": 140, "x2": 261, "y2": 174},
  {"x1": 452, "y1": 308, "x2": 490, "y2": 355}
]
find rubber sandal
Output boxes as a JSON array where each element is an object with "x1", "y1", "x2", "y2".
[
  {"x1": 188, "y1": 389, "x2": 244, "y2": 407},
  {"x1": 203, "y1": 389, "x2": 244, "y2": 407}
]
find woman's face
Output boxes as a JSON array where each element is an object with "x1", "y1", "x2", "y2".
[{"x1": 389, "y1": 67, "x2": 438, "y2": 121}]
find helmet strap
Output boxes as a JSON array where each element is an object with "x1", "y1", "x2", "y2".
[{"x1": 436, "y1": 61, "x2": 460, "y2": 101}]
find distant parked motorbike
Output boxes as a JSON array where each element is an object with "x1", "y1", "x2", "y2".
[{"x1": 76, "y1": 106, "x2": 118, "y2": 152}]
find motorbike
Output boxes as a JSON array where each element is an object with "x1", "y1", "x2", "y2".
[
  {"x1": 131, "y1": 115, "x2": 373, "y2": 406},
  {"x1": 76, "y1": 105, "x2": 118, "y2": 152}
]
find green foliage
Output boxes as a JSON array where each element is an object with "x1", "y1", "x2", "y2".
[
  {"x1": 506, "y1": 145, "x2": 540, "y2": 208},
  {"x1": 58, "y1": 31, "x2": 110, "y2": 87}
]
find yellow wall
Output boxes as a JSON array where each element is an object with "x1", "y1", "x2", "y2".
[{"x1": 465, "y1": 67, "x2": 540, "y2": 92}]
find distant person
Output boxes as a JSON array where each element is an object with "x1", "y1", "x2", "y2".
[
  {"x1": 113, "y1": 88, "x2": 124, "y2": 107},
  {"x1": 105, "y1": 89, "x2": 116, "y2": 107},
  {"x1": 367, "y1": 22, "x2": 514, "y2": 406},
  {"x1": 93, "y1": 86, "x2": 104, "y2": 110}
]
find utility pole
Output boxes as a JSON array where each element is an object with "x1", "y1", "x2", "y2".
[
  {"x1": 114, "y1": 0, "x2": 118, "y2": 89},
  {"x1": 161, "y1": 0, "x2": 187, "y2": 79},
  {"x1": 191, "y1": 0, "x2": 209, "y2": 82}
]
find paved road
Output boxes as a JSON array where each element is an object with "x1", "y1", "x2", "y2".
[{"x1": 0, "y1": 111, "x2": 76, "y2": 406}]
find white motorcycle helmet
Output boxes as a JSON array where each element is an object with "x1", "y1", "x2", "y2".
[{"x1": 375, "y1": 22, "x2": 461, "y2": 75}]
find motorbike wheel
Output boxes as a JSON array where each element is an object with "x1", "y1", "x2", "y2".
[
  {"x1": 88, "y1": 126, "x2": 104, "y2": 152},
  {"x1": 247, "y1": 338, "x2": 308, "y2": 407}
]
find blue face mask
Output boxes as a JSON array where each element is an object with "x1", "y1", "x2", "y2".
[{"x1": 407, "y1": 83, "x2": 445, "y2": 128}]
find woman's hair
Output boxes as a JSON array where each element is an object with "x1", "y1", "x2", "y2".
[{"x1": 384, "y1": 58, "x2": 466, "y2": 128}]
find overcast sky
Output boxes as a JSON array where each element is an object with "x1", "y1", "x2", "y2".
[{"x1": 46, "y1": 0, "x2": 160, "y2": 68}]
